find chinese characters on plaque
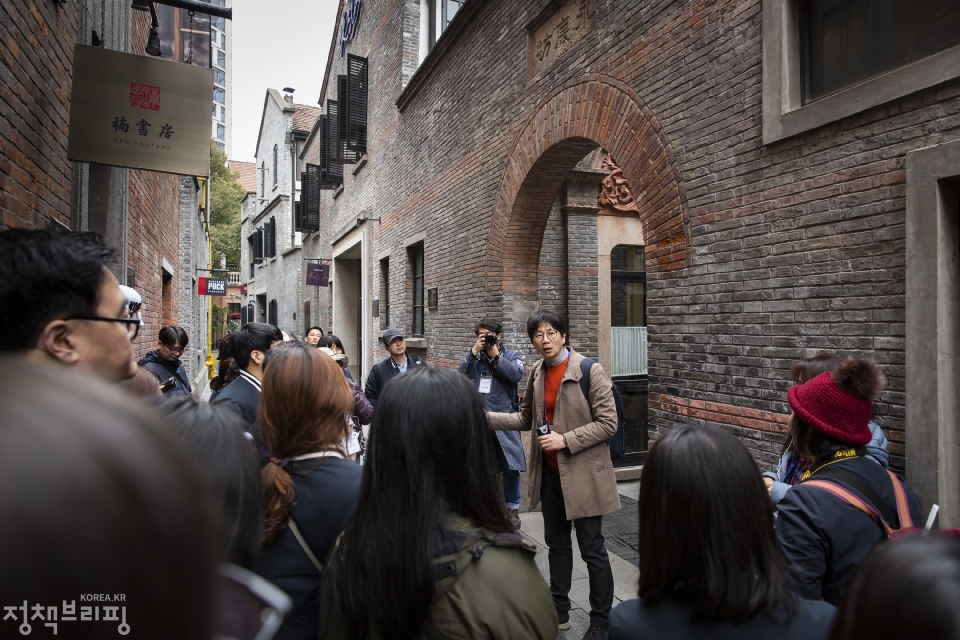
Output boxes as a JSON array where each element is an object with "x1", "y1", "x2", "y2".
[{"x1": 531, "y1": 0, "x2": 597, "y2": 77}]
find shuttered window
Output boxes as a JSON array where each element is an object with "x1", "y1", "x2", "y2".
[
  {"x1": 319, "y1": 114, "x2": 343, "y2": 189},
  {"x1": 268, "y1": 299, "x2": 278, "y2": 327},
  {"x1": 304, "y1": 163, "x2": 321, "y2": 231},
  {"x1": 346, "y1": 55, "x2": 368, "y2": 154},
  {"x1": 334, "y1": 78, "x2": 360, "y2": 164}
]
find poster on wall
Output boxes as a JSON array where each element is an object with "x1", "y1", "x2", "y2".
[{"x1": 67, "y1": 44, "x2": 212, "y2": 176}]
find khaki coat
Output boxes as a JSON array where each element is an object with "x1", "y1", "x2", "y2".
[{"x1": 488, "y1": 349, "x2": 621, "y2": 520}]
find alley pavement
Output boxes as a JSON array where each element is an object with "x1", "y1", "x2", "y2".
[{"x1": 519, "y1": 480, "x2": 641, "y2": 638}]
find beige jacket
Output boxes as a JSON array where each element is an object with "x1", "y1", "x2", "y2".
[{"x1": 488, "y1": 349, "x2": 621, "y2": 520}]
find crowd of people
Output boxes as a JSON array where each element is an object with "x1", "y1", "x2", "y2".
[{"x1": 1, "y1": 227, "x2": 958, "y2": 640}]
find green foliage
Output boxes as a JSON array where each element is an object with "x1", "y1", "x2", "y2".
[
  {"x1": 212, "y1": 302, "x2": 229, "y2": 321},
  {"x1": 210, "y1": 140, "x2": 245, "y2": 269}
]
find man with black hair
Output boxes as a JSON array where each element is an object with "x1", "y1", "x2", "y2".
[
  {"x1": 459, "y1": 318, "x2": 526, "y2": 529},
  {"x1": 488, "y1": 309, "x2": 619, "y2": 640},
  {"x1": 0, "y1": 229, "x2": 138, "y2": 382},
  {"x1": 139, "y1": 326, "x2": 192, "y2": 396},
  {"x1": 211, "y1": 322, "x2": 283, "y2": 426}
]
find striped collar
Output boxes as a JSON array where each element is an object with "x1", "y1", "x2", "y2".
[{"x1": 239, "y1": 369, "x2": 262, "y2": 392}]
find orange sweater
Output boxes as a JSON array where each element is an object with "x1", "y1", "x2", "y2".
[{"x1": 542, "y1": 357, "x2": 568, "y2": 469}]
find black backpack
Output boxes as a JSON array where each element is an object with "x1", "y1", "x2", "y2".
[{"x1": 578, "y1": 358, "x2": 626, "y2": 460}]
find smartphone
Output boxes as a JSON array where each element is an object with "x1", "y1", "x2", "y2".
[
  {"x1": 215, "y1": 563, "x2": 292, "y2": 640},
  {"x1": 160, "y1": 377, "x2": 176, "y2": 392}
]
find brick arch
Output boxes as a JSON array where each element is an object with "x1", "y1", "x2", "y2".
[{"x1": 485, "y1": 78, "x2": 688, "y2": 309}]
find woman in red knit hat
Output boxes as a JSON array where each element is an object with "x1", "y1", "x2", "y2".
[{"x1": 775, "y1": 358, "x2": 922, "y2": 605}]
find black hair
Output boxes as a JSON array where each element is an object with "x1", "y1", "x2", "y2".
[
  {"x1": 526, "y1": 309, "x2": 566, "y2": 340},
  {"x1": 152, "y1": 396, "x2": 263, "y2": 569},
  {"x1": 159, "y1": 325, "x2": 189, "y2": 348},
  {"x1": 0, "y1": 358, "x2": 217, "y2": 638},
  {"x1": 638, "y1": 423, "x2": 797, "y2": 623},
  {"x1": 318, "y1": 334, "x2": 344, "y2": 352},
  {"x1": 829, "y1": 534, "x2": 960, "y2": 640},
  {"x1": 218, "y1": 333, "x2": 235, "y2": 361},
  {"x1": 230, "y1": 322, "x2": 283, "y2": 370},
  {"x1": 307, "y1": 326, "x2": 324, "y2": 336},
  {"x1": 0, "y1": 229, "x2": 118, "y2": 351},
  {"x1": 790, "y1": 413, "x2": 866, "y2": 461},
  {"x1": 326, "y1": 367, "x2": 512, "y2": 637},
  {"x1": 475, "y1": 318, "x2": 503, "y2": 335}
]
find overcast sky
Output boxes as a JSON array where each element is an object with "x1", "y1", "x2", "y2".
[{"x1": 230, "y1": 0, "x2": 339, "y2": 162}]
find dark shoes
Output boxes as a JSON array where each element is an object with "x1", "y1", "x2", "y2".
[
  {"x1": 509, "y1": 508, "x2": 521, "y2": 529},
  {"x1": 557, "y1": 610, "x2": 570, "y2": 630},
  {"x1": 583, "y1": 625, "x2": 608, "y2": 640}
]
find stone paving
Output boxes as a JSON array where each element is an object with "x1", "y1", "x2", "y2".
[{"x1": 519, "y1": 481, "x2": 641, "y2": 638}]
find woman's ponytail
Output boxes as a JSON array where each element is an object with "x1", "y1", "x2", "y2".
[{"x1": 261, "y1": 459, "x2": 296, "y2": 544}]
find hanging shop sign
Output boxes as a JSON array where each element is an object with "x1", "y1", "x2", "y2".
[
  {"x1": 339, "y1": 0, "x2": 363, "y2": 56},
  {"x1": 305, "y1": 263, "x2": 330, "y2": 287},
  {"x1": 198, "y1": 277, "x2": 226, "y2": 296},
  {"x1": 67, "y1": 44, "x2": 213, "y2": 176}
]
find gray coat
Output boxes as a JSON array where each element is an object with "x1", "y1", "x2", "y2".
[{"x1": 459, "y1": 348, "x2": 526, "y2": 471}]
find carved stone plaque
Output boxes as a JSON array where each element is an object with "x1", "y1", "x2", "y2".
[{"x1": 531, "y1": 0, "x2": 596, "y2": 77}]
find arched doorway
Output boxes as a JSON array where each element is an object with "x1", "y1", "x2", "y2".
[{"x1": 485, "y1": 77, "x2": 689, "y2": 464}]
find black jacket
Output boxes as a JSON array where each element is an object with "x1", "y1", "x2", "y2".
[
  {"x1": 252, "y1": 456, "x2": 362, "y2": 640},
  {"x1": 776, "y1": 456, "x2": 923, "y2": 605},
  {"x1": 211, "y1": 373, "x2": 260, "y2": 426},
  {"x1": 609, "y1": 597, "x2": 835, "y2": 640},
  {"x1": 138, "y1": 350, "x2": 191, "y2": 396},
  {"x1": 363, "y1": 354, "x2": 426, "y2": 407}
]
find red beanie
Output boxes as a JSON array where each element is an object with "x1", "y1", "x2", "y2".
[{"x1": 787, "y1": 371, "x2": 873, "y2": 446}]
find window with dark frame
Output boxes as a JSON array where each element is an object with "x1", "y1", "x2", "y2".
[
  {"x1": 800, "y1": 0, "x2": 960, "y2": 104},
  {"x1": 410, "y1": 243, "x2": 424, "y2": 337},
  {"x1": 272, "y1": 145, "x2": 278, "y2": 186},
  {"x1": 380, "y1": 258, "x2": 390, "y2": 329},
  {"x1": 610, "y1": 244, "x2": 648, "y2": 463},
  {"x1": 429, "y1": 0, "x2": 465, "y2": 49}
]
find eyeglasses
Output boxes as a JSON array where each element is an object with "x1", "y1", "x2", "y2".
[
  {"x1": 63, "y1": 314, "x2": 141, "y2": 341},
  {"x1": 162, "y1": 344, "x2": 185, "y2": 354},
  {"x1": 533, "y1": 329, "x2": 560, "y2": 342}
]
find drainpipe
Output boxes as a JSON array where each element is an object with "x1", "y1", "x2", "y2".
[
  {"x1": 290, "y1": 131, "x2": 296, "y2": 249},
  {"x1": 200, "y1": 176, "x2": 216, "y2": 378}
]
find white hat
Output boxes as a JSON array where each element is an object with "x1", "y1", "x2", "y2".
[{"x1": 118, "y1": 285, "x2": 144, "y2": 326}]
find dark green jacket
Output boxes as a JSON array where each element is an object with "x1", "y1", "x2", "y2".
[{"x1": 318, "y1": 514, "x2": 558, "y2": 639}]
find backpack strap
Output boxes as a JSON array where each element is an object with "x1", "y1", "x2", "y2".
[
  {"x1": 579, "y1": 358, "x2": 593, "y2": 400},
  {"x1": 288, "y1": 516, "x2": 324, "y2": 573},
  {"x1": 887, "y1": 469, "x2": 916, "y2": 530},
  {"x1": 813, "y1": 465, "x2": 900, "y2": 527},
  {"x1": 803, "y1": 479, "x2": 896, "y2": 537}
]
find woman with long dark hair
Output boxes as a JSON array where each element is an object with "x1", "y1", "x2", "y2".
[
  {"x1": 318, "y1": 367, "x2": 557, "y2": 639},
  {"x1": 609, "y1": 423, "x2": 835, "y2": 639},
  {"x1": 250, "y1": 342, "x2": 361, "y2": 640}
]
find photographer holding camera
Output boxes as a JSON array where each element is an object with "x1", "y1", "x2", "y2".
[{"x1": 458, "y1": 319, "x2": 526, "y2": 529}]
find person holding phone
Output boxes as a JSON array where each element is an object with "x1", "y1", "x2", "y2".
[
  {"x1": 487, "y1": 310, "x2": 620, "y2": 640},
  {"x1": 139, "y1": 326, "x2": 192, "y2": 396}
]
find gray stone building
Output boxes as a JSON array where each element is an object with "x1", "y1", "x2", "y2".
[
  {"x1": 290, "y1": 0, "x2": 960, "y2": 524},
  {"x1": 240, "y1": 90, "x2": 320, "y2": 335}
]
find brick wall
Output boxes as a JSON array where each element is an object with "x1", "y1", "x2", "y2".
[
  {"x1": 0, "y1": 0, "x2": 79, "y2": 229},
  {"x1": 296, "y1": 0, "x2": 960, "y2": 473}
]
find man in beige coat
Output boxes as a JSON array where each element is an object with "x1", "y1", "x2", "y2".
[{"x1": 488, "y1": 310, "x2": 620, "y2": 640}]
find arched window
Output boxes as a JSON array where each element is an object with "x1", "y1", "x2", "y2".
[{"x1": 272, "y1": 145, "x2": 278, "y2": 186}]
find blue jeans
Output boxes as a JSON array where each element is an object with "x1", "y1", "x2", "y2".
[{"x1": 503, "y1": 469, "x2": 521, "y2": 510}]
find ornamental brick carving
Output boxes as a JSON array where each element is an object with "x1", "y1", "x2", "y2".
[
  {"x1": 598, "y1": 155, "x2": 640, "y2": 216},
  {"x1": 530, "y1": 0, "x2": 596, "y2": 77}
]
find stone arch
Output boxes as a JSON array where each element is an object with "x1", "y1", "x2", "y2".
[{"x1": 485, "y1": 77, "x2": 688, "y2": 325}]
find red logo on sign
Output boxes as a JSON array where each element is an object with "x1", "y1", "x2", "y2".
[{"x1": 130, "y1": 82, "x2": 161, "y2": 111}]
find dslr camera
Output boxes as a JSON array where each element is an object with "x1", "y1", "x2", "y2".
[{"x1": 482, "y1": 333, "x2": 498, "y2": 348}]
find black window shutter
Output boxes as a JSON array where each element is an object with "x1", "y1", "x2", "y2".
[
  {"x1": 254, "y1": 227, "x2": 263, "y2": 261},
  {"x1": 296, "y1": 172, "x2": 306, "y2": 231},
  {"x1": 326, "y1": 104, "x2": 345, "y2": 182},
  {"x1": 346, "y1": 55, "x2": 368, "y2": 154},
  {"x1": 269, "y1": 218, "x2": 277, "y2": 256},
  {"x1": 335, "y1": 76, "x2": 359, "y2": 164},
  {"x1": 305, "y1": 163, "x2": 321, "y2": 231}
]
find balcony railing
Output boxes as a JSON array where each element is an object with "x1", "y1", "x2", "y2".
[
  {"x1": 227, "y1": 271, "x2": 241, "y2": 285},
  {"x1": 611, "y1": 326, "x2": 647, "y2": 377}
]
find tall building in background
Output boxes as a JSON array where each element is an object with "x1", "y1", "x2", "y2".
[
  {"x1": 157, "y1": 0, "x2": 231, "y2": 155},
  {"x1": 210, "y1": 0, "x2": 232, "y2": 155}
]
